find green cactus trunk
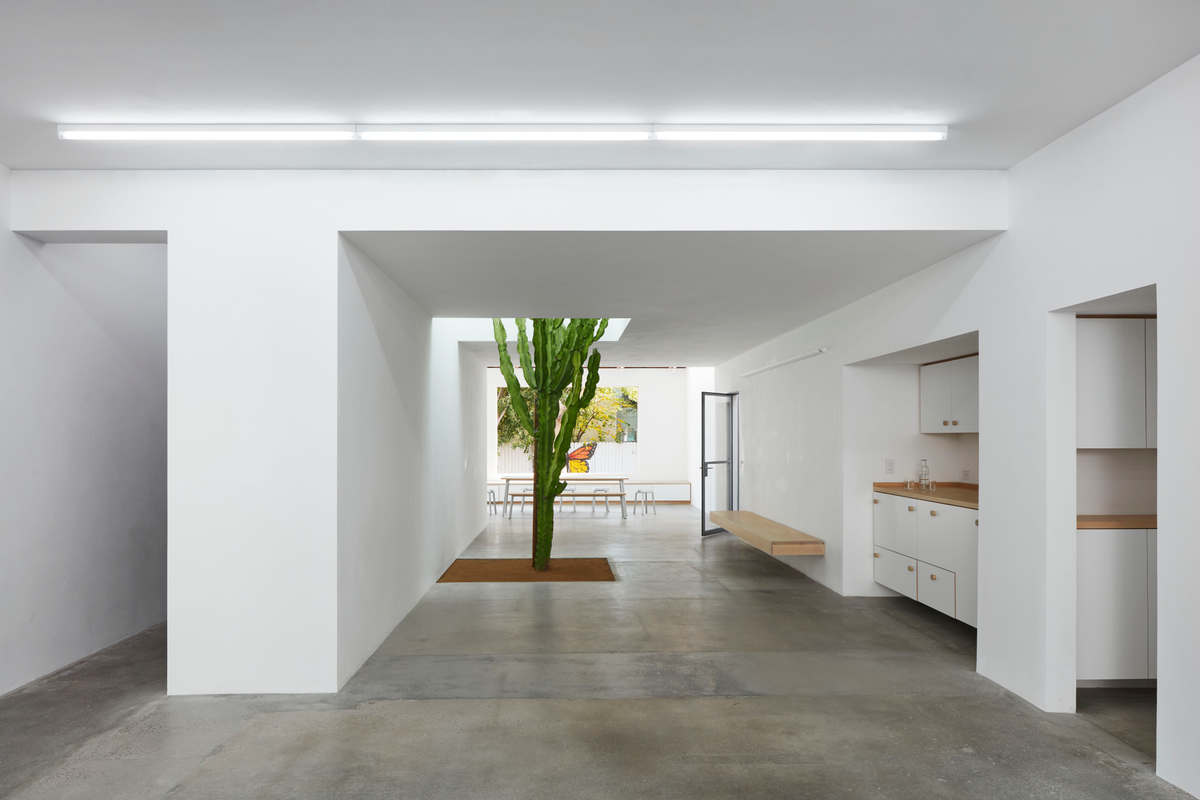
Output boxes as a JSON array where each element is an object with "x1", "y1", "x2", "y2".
[{"x1": 493, "y1": 317, "x2": 608, "y2": 570}]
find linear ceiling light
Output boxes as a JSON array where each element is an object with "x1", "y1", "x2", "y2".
[
  {"x1": 653, "y1": 125, "x2": 947, "y2": 142},
  {"x1": 357, "y1": 124, "x2": 651, "y2": 141},
  {"x1": 57, "y1": 124, "x2": 357, "y2": 141},
  {"x1": 56, "y1": 124, "x2": 947, "y2": 143}
]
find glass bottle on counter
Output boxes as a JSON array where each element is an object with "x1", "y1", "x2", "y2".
[{"x1": 918, "y1": 459, "x2": 930, "y2": 490}]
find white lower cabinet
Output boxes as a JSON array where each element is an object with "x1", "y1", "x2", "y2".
[
  {"x1": 873, "y1": 492, "x2": 977, "y2": 627},
  {"x1": 917, "y1": 561, "x2": 956, "y2": 618},
  {"x1": 874, "y1": 546, "x2": 917, "y2": 600},
  {"x1": 651, "y1": 484, "x2": 691, "y2": 502},
  {"x1": 873, "y1": 492, "x2": 918, "y2": 555},
  {"x1": 955, "y1": 509, "x2": 979, "y2": 627},
  {"x1": 1148, "y1": 529, "x2": 1157, "y2": 679},
  {"x1": 1077, "y1": 529, "x2": 1150, "y2": 680}
]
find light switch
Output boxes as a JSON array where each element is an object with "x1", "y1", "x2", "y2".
[{"x1": 885, "y1": 459, "x2": 895, "y2": 474}]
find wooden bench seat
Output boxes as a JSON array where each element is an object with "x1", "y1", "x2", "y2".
[
  {"x1": 508, "y1": 491, "x2": 626, "y2": 499},
  {"x1": 709, "y1": 510, "x2": 825, "y2": 556}
]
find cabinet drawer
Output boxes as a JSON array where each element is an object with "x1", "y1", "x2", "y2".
[
  {"x1": 917, "y1": 561, "x2": 956, "y2": 618},
  {"x1": 874, "y1": 546, "x2": 917, "y2": 600}
]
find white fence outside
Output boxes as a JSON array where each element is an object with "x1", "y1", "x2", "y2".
[{"x1": 497, "y1": 442, "x2": 638, "y2": 475}]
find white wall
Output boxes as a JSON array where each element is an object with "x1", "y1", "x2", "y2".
[
  {"x1": 1077, "y1": 450, "x2": 1156, "y2": 515},
  {"x1": 714, "y1": 53, "x2": 1200, "y2": 795},
  {"x1": 486, "y1": 367, "x2": 690, "y2": 484},
  {"x1": 0, "y1": 166, "x2": 167, "y2": 695},
  {"x1": 337, "y1": 241, "x2": 487, "y2": 687}
]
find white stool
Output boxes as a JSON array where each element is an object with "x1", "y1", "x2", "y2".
[
  {"x1": 487, "y1": 489, "x2": 497, "y2": 514},
  {"x1": 558, "y1": 487, "x2": 577, "y2": 512},
  {"x1": 634, "y1": 489, "x2": 656, "y2": 515},
  {"x1": 591, "y1": 488, "x2": 611, "y2": 513}
]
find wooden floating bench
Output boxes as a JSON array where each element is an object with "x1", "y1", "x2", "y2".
[{"x1": 709, "y1": 510, "x2": 825, "y2": 556}]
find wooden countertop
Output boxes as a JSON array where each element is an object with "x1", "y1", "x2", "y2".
[
  {"x1": 873, "y1": 482, "x2": 979, "y2": 510},
  {"x1": 1077, "y1": 515, "x2": 1157, "y2": 530}
]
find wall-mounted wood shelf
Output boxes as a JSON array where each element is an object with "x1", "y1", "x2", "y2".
[
  {"x1": 709, "y1": 510, "x2": 825, "y2": 556},
  {"x1": 1077, "y1": 514, "x2": 1157, "y2": 530}
]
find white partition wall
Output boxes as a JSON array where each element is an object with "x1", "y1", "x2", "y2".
[{"x1": 8, "y1": 167, "x2": 1004, "y2": 696}]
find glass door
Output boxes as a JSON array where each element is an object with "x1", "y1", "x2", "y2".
[{"x1": 701, "y1": 391, "x2": 739, "y2": 536}]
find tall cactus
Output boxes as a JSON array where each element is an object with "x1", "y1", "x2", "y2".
[{"x1": 494, "y1": 318, "x2": 608, "y2": 570}]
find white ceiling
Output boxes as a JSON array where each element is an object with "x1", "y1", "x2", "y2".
[
  {"x1": 1061, "y1": 285, "x2": 1157, "y2": 315},
  {"x1": 2, "y1": 2, "x2": 1199, "y2": 170},
  {"x1": 342, "y1": 230, "x2": 999, "y2": 366},
  {"x1": 850, "y1": 331, "x2": 980, "y2": 366}
]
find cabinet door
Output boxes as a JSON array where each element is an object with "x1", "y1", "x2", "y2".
[
  {"x1": 875, "y1": 546, "x2": 917, "y2": 599},
  {"x1": 1077, "y1": 318, "x2": 1147, "y2": 448},
  {"x1": 1077, "y1": 530, "x2": 1149, "y2": 680},
  {"x1": 1148, "y1": 529, "x2": 1157, "y2": 679},
  {"x1": 916, "y1": 500, "x2": 956, "y2": 571},
  {"x1": 920, "y1": 361, "x2": 955, "y2": 434},
  {"x1": 950, "y1": 356, "x2": 979, "y2": 433},
  {"x1": 955, "y1": 508, "x2": 979, "y2": 627},
  {"x1": 874, "y1": 493, "x2": 917, "y2": 556},
  {"x1": 917, "y1": 560, "x2": 956, "y2": 618},
  {"x1": 1146, "y1": 320, "x2": 1157, "y2": 449}
]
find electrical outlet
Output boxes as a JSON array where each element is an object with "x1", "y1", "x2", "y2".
[
  {"x1": 962, "y1": 469, "x2": 970, "y2": 481},
  {"x1": 885, "y1": 459, "x2": 895, "y2": 474}
]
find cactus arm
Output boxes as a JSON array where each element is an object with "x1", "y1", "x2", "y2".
[
  {"x1": 532, "y1": 318, "x2": 549, "y2": 392},
  {"x1": 515, "y1": 318, "x2": 535, "y2": 387},
  {"x1": 579, "y1": 346, "x2": 603, "y2": 409},
  {"x1": 493, "y1": 318, "x2": 534, "y2": 436},
  {"x1": 549, "y1": 319, "x2": 585, "y2": 392},
  {"x1": 550, "y1": 351, "x2": 587, "y2": 482}
]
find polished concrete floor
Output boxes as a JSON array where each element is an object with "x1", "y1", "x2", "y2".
[{"x1": 0, "y1": 504, "x2": 1181, "y2": 799}]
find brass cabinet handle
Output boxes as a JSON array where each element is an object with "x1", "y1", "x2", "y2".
[
  {"x1": 873, "y1": 499, "x2": 878, "y2": 504},
  {"x1": 930, "y1": 574, "x2": 938, "y2": 580},
  {"x1": 907, "y1": 566, "x2": 914, "y2": 572},
  {"x1": 874, "y1": 552, "x2": 880, "y2": 558},
  {"x1": 975, "y1": 519, "x2": 979, "y2": 526},
  {"x1": 952, "y1": 420, "x2": 959, "y2": 426},
  {"x1": 930, "y1": 510, "x2": 937, "y2": 516},
  {"x1": 908, "y1": 506, "x2": 915, "y2": 512},
  {"x1": 942, "y1": 420, "x2": 949, "y2": 426}
]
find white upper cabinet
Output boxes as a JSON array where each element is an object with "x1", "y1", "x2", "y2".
[
  {"x1": 1077, "y1": 318, "x2": 1150, "y2": 448},
  {"x1": 951, "y1": 356, "x2": 979, "y2": 433},
  {"x1": 920, "y1": 356, "x2": 979, "y2": 434}
]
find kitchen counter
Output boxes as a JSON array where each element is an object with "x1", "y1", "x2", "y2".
[
  {"x1": 1077, "y1": 514, "x2": 1157, "y2": 530},
  {"x1": 872, "y1": 482, "x2": 978, "y2": 510}
]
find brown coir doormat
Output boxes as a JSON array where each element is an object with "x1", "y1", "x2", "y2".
[{"x1": 438, "y1": 558, "x2": 616, "y2": 583}]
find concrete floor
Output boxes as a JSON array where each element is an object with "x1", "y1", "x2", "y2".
[{"x1": 0, "y1": 504, "x2": 1184, "y2": 799}]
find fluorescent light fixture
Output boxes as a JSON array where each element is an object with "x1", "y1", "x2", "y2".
[
  {"x1": 653, "y1": 125, "x2": 947, "y2": 142},
  {"x1": 357, "y1": 124, "x2": 651, "y2": 141},
  {"x1": 739, "y1": 347, "x2": 828, "y2": 378},
  {"x1": 56, "y1": 123, "x2": 947, "y2": 143},
  {"x1": 57, "y1": 124, "x2": 357, "y2": 141}
]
